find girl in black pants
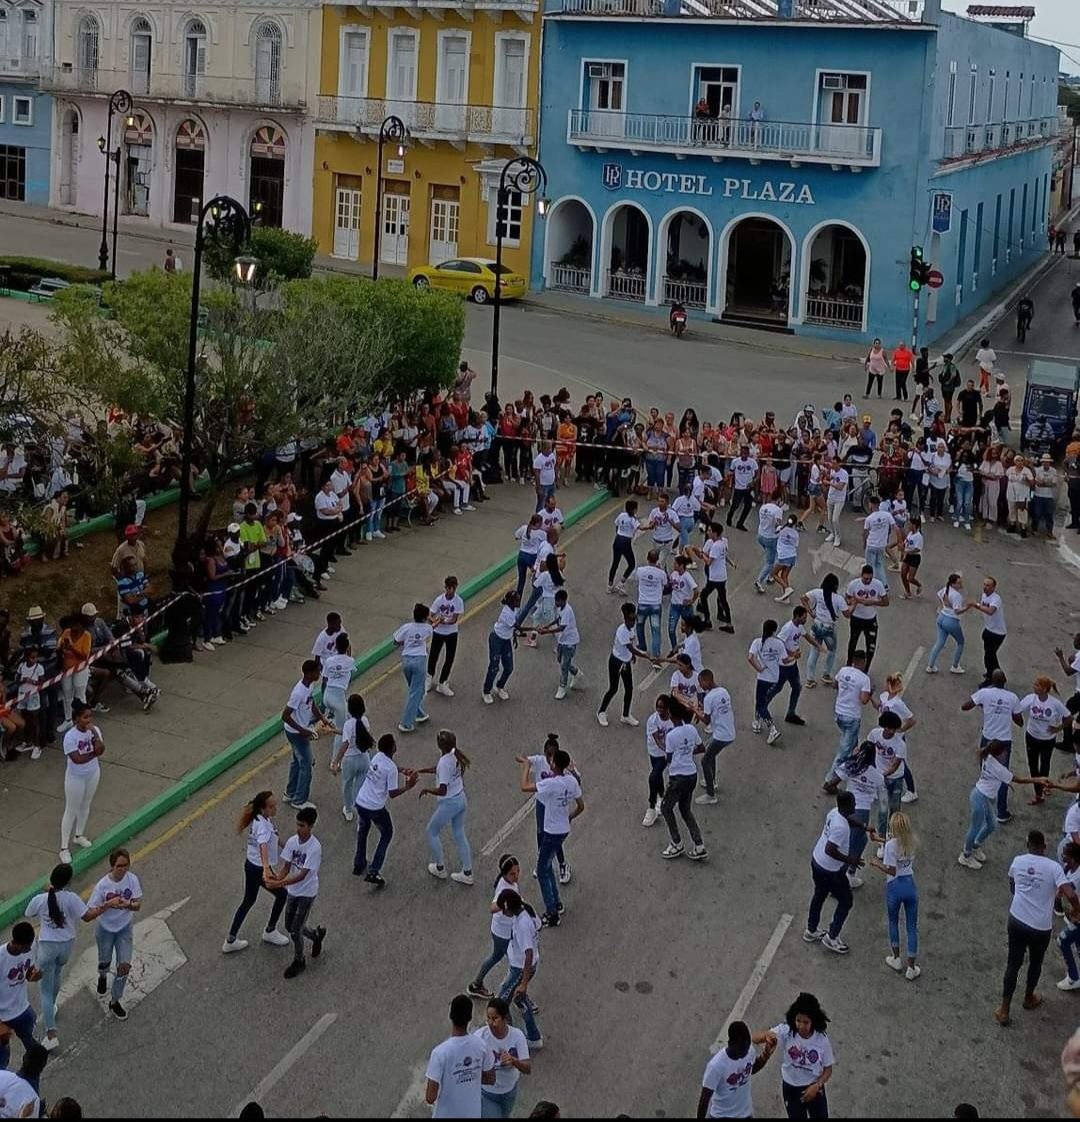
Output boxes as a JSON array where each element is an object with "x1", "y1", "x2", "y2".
[
  {"x1": 427, "y1": 575, "x2": 463, "y2": 695},
  {"x1": 223, "y1": 790, "x2": 290, "y2": 952},
  {"x1": 608, "y1": 500, "x2": 640, "y2": 592},
  {"x1": 597, "y1": 603, "x2": 649, "y2": 727}
]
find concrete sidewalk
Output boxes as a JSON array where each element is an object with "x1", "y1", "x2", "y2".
[{"x1": 0, "y1": 480, "x2": 596, "y2": 901}]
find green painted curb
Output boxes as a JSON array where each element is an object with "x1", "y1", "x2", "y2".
[{"x1": 0, "y1": 488, "x2": 614, "y2": 927}]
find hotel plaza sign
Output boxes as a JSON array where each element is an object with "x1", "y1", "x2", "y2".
[{"x1": 601, "y1": 163, "x2": 816, "y2": 205}]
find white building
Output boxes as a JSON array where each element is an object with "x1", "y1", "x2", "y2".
[{"x1": 44, "y1": 1, "x2": 320, "y2": 233}]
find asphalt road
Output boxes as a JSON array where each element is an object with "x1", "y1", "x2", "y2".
[{"x1": 36, "y1": 493, "x2": 1080, "y2": 1119}]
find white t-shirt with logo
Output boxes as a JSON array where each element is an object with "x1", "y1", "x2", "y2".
[
  {"x1": 649, "y1": 507, "x2": 679, "y2": 543},
  {"x1": 882, "y1": 837, "x2": 914, "y2": 882},
  {"x1": 846, "y1": 577, "x2": 887, "y2": 620},
  {"x1": 770, "y1": 1023, "x2": 835, "y2": 1087},
  {"x1": 425, "y1": 1033, "x2": 495, "y2": 1119},
  {"x1": 431, "y1": 594, "x2": 465, "y2": 636},
  {"x1": 0, "y1": 1071, "x2": 39, "y2": 1120},
  {"x1": 665, "y1": 723, "x2": 702, "y2": 778},
  {"x1": 356, "y1": 751, "x2": 399, "y2": 811},
  {"x1": 670, "y1": 570, "x2": 697, "y2": 606},
  {"x1": 749, "y1": 636, "x2": 785, "y2": 683},
  {"x1": 863, "y1": 509, "x2": 894, "y2": 549},
  {"x1": 980, "y1": 592, "x2": 1006, "y2": 636},
  {"x1": 970, "y1": 687, "x2": 1021, "y2": 741},
  {"x1": 280, "y1": 832, "x2": 322, "y2": 898},
  {"x1": 879, "y1": 693, "x2": 913, "y2": 724},
  {"x1": 702, "y1": 1045, "x2": 758, "y2": 1118},
  {"x1": 646, "y1": 712, "x2": 674, "y2": 759},
  {"x1": 757, "y1": 502, "x2": 783, "y2": 539},
  {"x1": 868, "y1": 727, "x2": 907, "y2": 776},
  {"x1": 0, "y1": 944, "x2": 34, "y2": 1021},
  {"x1": 286, "y1": 680, "x2": 316, "y2": 732},
  {"x1": 827, "y1": 468, "x2": 849, "y2": 502},
  {"x1": 731, "y1": 457, "x2": 759, "y2": 490},
  {"x1": 321, "y1": 653, "x2": 354, "y2": 692},
  {"x1": 614, "y1": 511, "x2": 639, "y2": 538},
  {"x1": 394, "y1": 621, "x2": 433, "y2": 658},
  {"x1": 836, "y1": 759, "x2": 884, "y2": 811},
  {"x1": 536, "y1": 773, "x2": 582, "y2": 835},
  {"x1": 612, "y1": 624, "x2": 636, "y2": 663},
  {"x1": 63, "y1": 724, "x2": 102, "y2": 778},
  {"x1": 89, "y1": 872, "x2": 143, "y2": 933},
  {"x1": 805, "y1": 588, "x2": 845, "y2": 627},
  {"x1": 311, "y1": 628, "x2": 343, "y2": 661},
  {"x1": 975, "y1": 754, "x2": 1013, "y2": 798},
  {"x1": 474, "y1": 1024, "x2": 530, "y2": 1096},
  {"x1": 777, "y1": 526, "x2": 800, "y2": 561},
  {"x1": 703, "y1": 537, "x2": 729, "y2": 582},
  {"x1": 1008, "y1": 853, "x2": 1068, "y2": 931},
  {"x1": 493, "y1": 606, "x2": 518, "y2": 641},
  {"x1": 812, "y1": 808, "x2": 851, "y2": 873},
  {"x1": 703, "y1": 687, "x2": 736, "y2": 742},
  {"x1": 25, "y1": 889, "x2": 87, "y2": 943},
  {"x1": 1020, "y1": 693, "x2": 1069, "y2": 741},
  {"x1": 834, "y1": 667, "x2": 871, "y2": 718},
  {"x1": 533, "y1": 452, "x2": 556, "y2": 486},
  {"x1": 633, "y1": 565, "x2": 667, "y2": 607},
  {"x1": 436, "y1": 751, "x2": 465, "y2": 800},
  {"x1": 778, "y1": 620, "x2": 804, "y2": 658},
  {"x1": 555, "y1": 604, "x2": 580, "y2": 647},
  {"x1": 244, "y1": 814, "x2": 280, "y2": 866}
]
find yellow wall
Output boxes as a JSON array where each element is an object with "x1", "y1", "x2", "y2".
[{"x1": 313, "y1": 4, "x2": 542, "y2": 277}]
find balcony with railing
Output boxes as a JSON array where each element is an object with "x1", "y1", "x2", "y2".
[
  {"x1": 41, "y1": 66, "x2": 306, "y2": 111},
  {"x1": 556, "y1": 0, "x2": 925, "y2": 21},
  {"x1": 942, "y1": 115, "x2": 1059, "y2": 161},
  {"x1": 568, "y1": 109, "x2": 881, "y2": 167},
  {"x1": 804, "y1": 294, "x2": 863, "y2": 330},
  {"x1": 316, "y1": 95, "x2": 535, "y2": 148},
  {"x1": 325, "y1": 0, "x2": 538, "y2": 13},
  {"x1": 549, "y1": 263, "x2": 592, "y2": 293}
]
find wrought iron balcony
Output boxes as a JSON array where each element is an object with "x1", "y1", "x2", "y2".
[
  {"x1": 568, "y1": 109, "x2": 881, "y2": 167},
  {"x1": 324, "y1": 0, "x2": 538, "y2": 14},
  {"x1": 317, "y1": 95, "x2": 535, "y2": 148},
  {"x1": 942, "y1": 115, "x2": 1059, "y2": 161},
  {"x1": 556, "y1": 0, "x2": 924, "y2": 20}
]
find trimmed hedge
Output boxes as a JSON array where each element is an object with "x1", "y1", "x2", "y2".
[{"x1": 0, "y1": 256, "x2": 111, "y2": 293}]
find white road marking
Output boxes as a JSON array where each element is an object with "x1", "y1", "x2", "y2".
[
  {"x1": 711, "y1": 913, "x2": 794, "y2": 1054},
  {"x1": 1059, "y1": 536, "x2": 1080, "y2": 574},
  {"x1": 902, "y1": 646, "x2": 926, "y2": 689},
  {"x1": 996, "y1": 349, "x2": 1080, "y2": 362},
  {"x1": 809, "y1": 542, "x2": 864, "y2": 577},
  {"x1": 56, "y1": 896, "x2": 190, "y2": 1015},
  {"x1": 390, "y1": 1061, "x2": 432, "y2": 1119},
  {"x1": 233, "y1": 1012, "x2": 338, "y2": 1116},
  {"x1": 480, "y1": 798, "x2": 536, "y2": 858}
]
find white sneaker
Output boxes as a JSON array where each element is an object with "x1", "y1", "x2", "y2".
[
  {"x1": 261, "y1": 929, "x2": 290, "y2": 947},
  {"x1": 463, "y1": 505, "x2": 476, "y2": 513},
  {"x1": 597, "y1": 711, "x2": 609, "y2": 727},
  {"x1": 847, "y1": 871, "x2": 864, "y2": 888},
  {"x1": 1057, "y1": 977, "x2": 1080, "y2": 991},
  {"x1": 427, "y1": 863, "x2": 449, "y2": 880},
  {"x1": 73, "y1": 835, "x2": 93, "y2": 849},
  {"x1": 30, "y1": 747, "x2": 41, "y2": 761},
  {"x1": 661, "y1": 843, "x2": 685, "y2": 859},
  {"x1": 901, "y1": 791, "x2": 918, "y2": 804},
  {"x1": 451, "y1": 871, "x2": 474, "y2": 886},
  {"x1": 373, "y1": 531, "x2": 386, "y2": 539},
  {"x1": 482, "y1": 694, "x2": 494, "y2": 705},
  {"x1": 425, "y1": 675, "x2": 434, "y2": 693},
  {"x1": 964, "y1": 523, "x2": 972, "y2": 531},
  {"x1": 59, "y1": 849, "x2": 71, "y2": 865},
  {"x1": 42, "y1": 1035, "x2": 60, "y2": 1052},
  {"x1": 56, "y1": 720, "x2": 73, "y2": 735},
  {"x1": 957, "y1": 852, "x2": 982, "y2": 869},
  {"x1": 435, "y1": 682, "x2": 454, "y2": 697},
  {"x1": 452, "y1": 508, "x2": 463, "y2": 515},
  {"x1": 496, "y1": 688, "x2": 510, "y2": 701},
  {"x1": 949, "y1": 665, "x2": 966, "y2": 674},
  {"x1": 925, "y1": 665, "x2": 939, "y2": 674},
  {"x1": 554, "y1": 687, "x2": 567, "y2": 700},
  {"x1": 222, "y1": 938, "x2": 248, "y2": 954},
  {"x1": 824, "y1": 533, "x2": 834, "y2": 543},
  {"x1": 751, "y1": 719, "x2": 762, "y2": 734},
  {"x1": 953, "y1": 520, "x2": 960, "y2": 528},
  {"x1": 620, "y1": 714, "x2": 640, "y2": 727},
  {"x1": 687, "y1": 845, "x2": 708, "y2": 861},
  {"x1": 695, "y1": 793, "x2": 718, "y2": 805},
  {"x1": 905, "y1": 965, "x2": 921, "y2": 981},
  {"x1": 833, "y1": 537, "x2": 841, "y2": 549},
  {"x1": 766, "y1": 725, "x2": 782, "y2": 745},
  {"x1": 326, "y1": 565, "x2": 336, "y2": 575},
  {"x1": 342, "y1": 806, "x2": 354, "y2": 822},
  {"x1": 211, "y1": 636, "x2": 227, "y2": 646},
  {"x1": 274, "y1": 598, "x2": 289, "y2": 610},
  {"x1": 821, "y1": 934, "x2": 849, "y2": 954},
  {"x1": 971, "y1": 847, "x2": 988, "y2": 863},
  {"x1": 642, "y1": 807, "x2": 659, "y2": 827},
  {"x1": 885, "y1": 954, "x2": 903, "y2": 972}
]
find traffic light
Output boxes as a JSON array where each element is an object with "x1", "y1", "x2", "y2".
[{"x1": 909, "y1": 246, "x2": 932, "y2": 291}]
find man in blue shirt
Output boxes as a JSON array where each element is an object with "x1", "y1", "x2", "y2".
[{"x1": 859, "y1": 416, "x2": 877, "y2": 451}]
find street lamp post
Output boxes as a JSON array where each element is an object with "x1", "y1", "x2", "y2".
[
  {"x1": 97, "y1": 89, "x2": 132, "y2": 275},
  {"x1": 176, "y1": 195, "x2": 255, "y2": 551},
  {"x1": 490, "y1": 156, "x2": 547, "y2": 399},
  {"x1": 372, "y1": 115, "x2": 406, "y2": 282}
]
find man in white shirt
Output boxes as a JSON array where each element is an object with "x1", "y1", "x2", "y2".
[
  {"x1": 629, "y1": 549, "x2": 668, "y2": 661},
  {"x1": 532, "y1": 442, "x2": 557, "y2": 512},
  {"x1": 962, "y1": 669, "x2": 1023, "y2": 824},
  {"x1": 969, "y1": 576, "x2": 1007, "y2": 687},
  {"x1": 754, "y1": 500, "x2": 784, "y2": 593},
  {"x1": 824, "y1": 459, "x2": 849, "y2": 546},
  {"x1": 425, "y1": 994, "x2": 496, "y2": 1118},
  {"x1": 647, "y1": 493, "x2": 681, "y2": 570},
  {"x1": 824, "y1": 652, "x2": 872, "y2": 785},
  {"x1": 281, "y1": 660, "x2": 332, "y2": 810},
  {"x1": 313, "y1": 478, "x2": 344, "y2": 578},
  {"x1": 806, "y1": 790, "x2": 863, "y2": 953},
  {"x1": 353, "y1": 734, "x2": 419, "y2": 888},
  {"x1": 725, "y1": 446, "x2": 758, "y2": 531},
  {"x1": 996, "y1": 829, "x2": 1079, "y2": 1026},
  {"x1": 844, "y1": 565, "x2": 889, "y2": 671},
  {"x1": 0, "y1": 443, "x2": 26, "y2": 494},
  {"x1": 862, "y1": 506, "x2": 895, "y2": 589},
  {"x1": 267, "y1": 806, "x2": 326, "y2": 979}
]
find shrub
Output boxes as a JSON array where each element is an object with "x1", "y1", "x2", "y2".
[
  {"x1": 203, "y1": 226, "x2": 317, "y2": 285},
  {"x1": 0, "y1": 256, "x2": 111, "y2": 292}
]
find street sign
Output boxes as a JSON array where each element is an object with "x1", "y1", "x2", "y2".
[
  {"x1": 931, "y1": 191, "x2": 953, "y2": 235},
  {"x1": 927, "y1": 269, "x2": 944, "y2": 289}
]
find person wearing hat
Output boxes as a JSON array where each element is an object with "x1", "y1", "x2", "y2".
[
  {"x1": 1030, "y1": 454, "x2": 1059, "y2": 540},
  {"x1": 110, "y1": 525, "x2": 145, "y2": 578}
]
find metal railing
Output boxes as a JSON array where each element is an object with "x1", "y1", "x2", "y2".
[
  {"x1": 804, "y1": 294, "x2": 863, "y2": 329},
  {"x1": 663, "y1": 276, "x2": 707, "y2": 309},
  {"x1": 42, "y1": 65, "x2": 305, "y2": 109},
  {"x1": 942, "y1": 115, "x2": 1058, "y2": 160},
  {"x1": 606, "y1": 269, "x2": 647, "y2": 302},
  {"x1": 549, "y1": 263, "x2": 592, "y2": 293},
  {"x1": 328, "y1": 0, "x2": 539, "y2": 9},
  {"x1": 559, "y1": 0, "x2": 924, "y2": 18},
  {"x1": 317, "y1": 95, "x2": 535, "y2": 145},
  {"x1": 568, "y1": 108, "x2": 880, "y2": 164}
]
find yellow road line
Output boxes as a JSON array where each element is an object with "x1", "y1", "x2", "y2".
[{"x1": 111, "y1": 499, "x2": 615, "y2": 875}]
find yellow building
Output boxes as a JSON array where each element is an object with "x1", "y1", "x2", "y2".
[{"x1": 313, "y1": 1, "x2": 541, "y2": 279}]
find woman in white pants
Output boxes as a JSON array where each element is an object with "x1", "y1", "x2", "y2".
[
  {"x1": 59, "y1": 702, "x2": 105, "y2": 865},
  {"x1": 824, "y1": 459, "x2": 849, "y2": 548}
]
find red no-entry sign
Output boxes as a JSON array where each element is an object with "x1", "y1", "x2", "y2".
[{"x1": 927, "y1": 269, "x2": 944, "y2": 289}]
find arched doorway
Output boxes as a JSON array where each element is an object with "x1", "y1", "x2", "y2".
[
  {"x1": 58, "y1": 108, "x2": 79, "y2": 207},
  {"x1": 249, "y1": 124, "x2": 285, "y2": 228},
  {"x1": 123, "y1": 109, "x2": 154, "y2": 216},
  {"x1": 173, "y1": 117, "x2": 206, "y2": 224},
  {"x1": 722, "y1": 216, "x2": 793, "y2": 323},
  {"x1": 658, "y1": 208, "x2": 711, "y2": 310},
  {"x1": 545, "y1": 197, "x2": 595, "y2": 295},
  {"x1": 800, "y1": 221, "x2": 869, "y2": 332},
  {"x1": 603, "y1": 202, "x2": 650, "y2": 302}
]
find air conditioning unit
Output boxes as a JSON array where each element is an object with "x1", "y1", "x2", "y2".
[
  {"x1": 588, "y1": 63, "x2": 612, "y2": 79},
  {"x1": 822, "y1": 74, "x2": 844, "y2": 90}
]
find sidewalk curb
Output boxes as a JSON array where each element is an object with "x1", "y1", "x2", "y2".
[{"x1": 0, "y1": 488, "x2": 614, "y2": 927}]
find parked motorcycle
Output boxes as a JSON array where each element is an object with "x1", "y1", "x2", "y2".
[{"x1": 669, "y1": 302, "x2": 687, "y2": 338}]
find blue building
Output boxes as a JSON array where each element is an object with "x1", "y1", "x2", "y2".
[
  {"x1": 0, "y1": 0, "x2": 53, "y2": 205},
  {"x1": 532, "y1": 0, "x2": 1061, "y2": 345}
]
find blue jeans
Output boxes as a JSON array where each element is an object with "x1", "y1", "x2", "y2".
[
  {"x1": 366, "y1": 497, "x2": 385, "y2": 536},
  {"x1": 963, "y1": 787, "x2": 997, "y2": 854},
  {"x1": 678, "y1": 515, "x2": 695, "y2": 549},
  {"x1": 425, "y1": 791, "x2": 473, "y2": 871},
  {"x1": 557, "y1": 643, "x2": 579, "y2": 688},
  {"x1": 534, "y1": 483, "x2": 555, "y2": 511},
  {"x1": 323, "y1": 686, "x2": 348, "y2": 757},
  {"x1": 865, "y1": 546, "x2": 887, "y2": 587},
  {"x1": 37, "y1": 938, "x2": 73, "y2": 1032},
  {"x1": 515, "y1": 551, "x2": 535, "y2": 598},
  {"x1": 826, "y1": 714, "x2": 862, "y2": 781},
  {"x1": 484, "y1": 633, "x2": 514, "y2": 694},
  {"x1": 0, "y1": 1004, "x2": 35, "y2": 1070},
  {"x1": 473, "y1": 933, "x2": 511, "y2": 988},
  {"x1": 1060, "y1": 925, "x2": 1080, "y2": 981},
  {"x1": 877, "y1": 776, "x2": 904, "y2": 836},
  {"x1": 354, "y1": 805, "x2": 393, "y2": 875},
  {"x1": 927, "y1": 614, "x2": 965, "y2": 670},
  {"x1": 498, "y1": 964, "x2": 542, "y2": 1042},
  {"x1": 848, "y1": 808, "x2": 870, "y2": 863},
  {"x1": 954, "y1": 477, "x2": 974, "y2": 523},
  {"x1": 482, "y1": 1085, "x2": 520, "y2": 1119},
  {"x1": 96, "y1": 923, "x2": 135, "y2": 1003},
  {"x1": 537, "y1": 830, "x2": 568, "y2": 916},
  {"x1": 806, "y1": 623, "x2": 837, "y2": 679},
  {"x1": 668, "y1": 602, "x2": 693, "y2": 651},
  {"x1": 768, "y1": 663, "x2": 802, "y2": 718},
  {"x1": 886, "y1": 876, "x2": 919, "y2": 957},
  {"x1": 807, "y1": 858, "x2": 852, "y2": 940},
  {"x1": 285, "y1": 731, "x2": 314, "y2": 804},
  {"x1": 400, "y1": 654, "x2": 428, "y2": 730},
  {"x1": 636, "y1": 603, "x2": 663, "y2": 658},
  {"x1": 516, "y1": 582, "x2": 544, "y2": 629},
  {"x1": 341, "y1": 751, "x2": 370, "y2": 812},
  {"x1": 535, "y1": 803, "x2": 566, "y2": 869},
  {"x1": 754, "y1": 678, "x2": 776, "y2": 723},
  {"x1": 756, "y1": 534, "x2": 778, "y2": 586}
]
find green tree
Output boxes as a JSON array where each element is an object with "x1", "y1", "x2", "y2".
[{"x1": 204, "y1": 226, "x2": 318, "y2": 286}]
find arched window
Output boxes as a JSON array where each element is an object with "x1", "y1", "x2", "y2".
[
  {"x1": 254, "y1": 22, "x2": 282, "y2": 106},
  {"x1": 77, "y1": 14, "x2": 100, "y2": 90},
  {"x1": 130, "y1": 17, "x2": 152, "y2": 95},
  {"x1": 183, "y1": 19, "x2": 206, "y2": 98}
]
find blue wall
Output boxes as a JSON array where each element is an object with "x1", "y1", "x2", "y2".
[
  {"x1": 533, "y1": 10, "x2": 1058, "y2": 345},
  {"x1": 0, "y1": 84, "x2": 52, "y2": 205}
]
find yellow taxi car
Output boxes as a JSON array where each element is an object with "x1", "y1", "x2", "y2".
[{"x1": 407, "y1": 257, "x2": 527, "y2": 304}]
